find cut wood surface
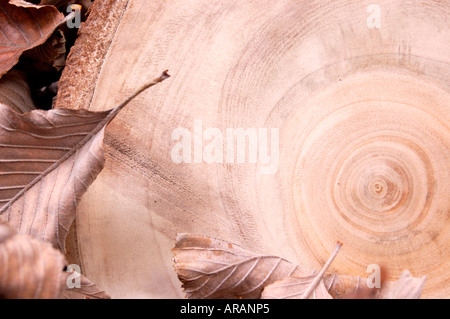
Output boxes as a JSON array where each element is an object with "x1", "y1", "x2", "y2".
[{"x1": 55, "y1": 0, "x2": 450, "y2": 298}]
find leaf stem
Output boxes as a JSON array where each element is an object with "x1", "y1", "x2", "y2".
[
  {"x1": 108, "y1": 70, "x2": 170, "y2": 121},
  {"x1": 301, "y1": 241, "x2": 342, "y2": 299}
]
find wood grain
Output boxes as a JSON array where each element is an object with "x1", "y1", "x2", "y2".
[{"x1": 56, "y1": 0, "x2": 450, "y2": 298}]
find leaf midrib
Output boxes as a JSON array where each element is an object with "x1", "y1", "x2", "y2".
[{"x1": 0, "y1": 106, "x2": 118, "y2": 214}]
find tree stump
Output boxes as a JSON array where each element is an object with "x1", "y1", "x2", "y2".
[{"x1": 55, "y1": 0, "x2": 450, "y2": 298}]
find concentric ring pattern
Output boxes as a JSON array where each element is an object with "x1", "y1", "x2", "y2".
[{"x1": 217, "y1": 2, "x2": 449, "y2": 298}]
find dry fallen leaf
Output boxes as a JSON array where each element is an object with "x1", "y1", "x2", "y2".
[
  {"x1": 0, "y1": 104, "x2": 113, "y2": 251},
  {"x1": 0, "y1": 71, "x2": 170, "y2": 251},
  {"x1": 22, "y1": 29, "x2": 67, "y2": 72},
  {"x1": 0, "y1": 1, "x2": 65, "y2": 78},
  {"x1": 174, "y1": 234, "x2": 427, "y2": 299},
  {"x1": 261, "y1": 242, "x2": 342, "y2": 299},
  {"x1": 261, "y1": 274, "x2": 333, "y2": 299},
  {"x1": 0, "y1": 222, "x2": 67, "y2": 299},
  {"x1": 39, "y1": 0, "x2": 72, "y2": 7},
  {"x1": 173, "y1": 234, "x2": 351, "y2": 299},
  {"x1": 173, "y1": 233, "x2": 307, "y2": 299},
  {"x1": 39, "y1": 0, "x2": 92, "y2": 11},
  {"x1": 0, "y1": 70, "x2": 37, "y2": 113},
  {"x1": 63, "y1": 273, "x2": 110, "y2": 299}
]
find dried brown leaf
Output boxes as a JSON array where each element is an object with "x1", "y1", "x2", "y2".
[
  {"x1": 64, "y1": 273, "x2": 110, "y2": 299},
  {"x1": 174, "y1": 234, "x2": 427, "y2": 300},
  {"x1": 267, "y1": 269, "x2": 426, "y2": 299},
  {"x1": 0, "y1": 222, "x2": 67, "y2": 299},
  {"x1": 0, "y1": 70, "x2": 36, "y2": 113},
  {"x1": 39, "y1": 0, "x2": 71, "y2": 7},
  {"x1": 261, "y1": 274, "x2": 332, "y2": 299},
  {"x1": 22, "y1": 29, "x2": 66, "y2": 71},
  {"x1": 173, "y1": 234, "x2": 359, "y2": 299},
  {"x1": 0, "y1": 71, "x2": 170, "y2": 251},
  {"x1": 263, "y1": 273, "x2": 384, "y2": 299},
  {"x1": 172, "y1": 233, "x2": 322, "y2": 299},
  {"x1": 0, "y1": 1, "x2": 65, "y2": 78},
  {"x1": 0, "y1": 104, "x2": 113, "y2": 251},
  {"x1": 10, "y1": 0, "x2": 50, "y2": 9},
  {"x1": 261, "y1": 242, "x2": 342, "y2": 299},
  {"x1": 39, "y1": 0, "x2": 91, "y2": 11}
]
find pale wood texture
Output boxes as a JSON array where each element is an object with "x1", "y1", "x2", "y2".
[{"x1": 55, "y1": 0, "x2": 449, "y2": 298}]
